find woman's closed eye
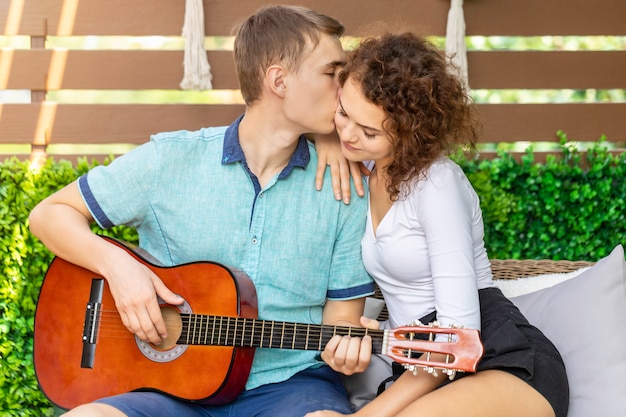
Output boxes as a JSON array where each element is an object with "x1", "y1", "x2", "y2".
[{"x1": 337, "y1": 108, "x2": 377, "y2": 139}]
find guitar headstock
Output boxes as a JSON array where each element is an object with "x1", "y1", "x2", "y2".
[{"x1": 385, "y1": 322, "x2": 483, "y2": 379}]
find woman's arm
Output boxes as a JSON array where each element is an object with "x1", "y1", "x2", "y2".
[{"x1": 311, "y1": 132, "x2": 365, "y2": 204}]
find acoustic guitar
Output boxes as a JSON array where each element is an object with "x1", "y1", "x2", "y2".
[{"x1": 33, "y1": 237, "x2": 484, "y2": 410}]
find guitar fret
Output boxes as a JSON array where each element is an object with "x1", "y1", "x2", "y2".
[
  {"x1": 280, "y1": 322, "x2": 285, "y2": 349},
  {"x1": 194, "y1": 314, "x2": 200, "y2": 344},
  {"x1": 224, "y1": 317, "x2": 229, "y2": 346},
  {"x1": 291, "y1": 323, "x2": 296, "y2": 349},
  {"x1": 218, "y1": 316, "x2": 224, "y2": 345},
  {"x1": 267, "y1": 321, "x2": 273, "y2": 348},
  {"x1": 212, "y1": 316, "x2": 217, "y2": 345},
  {"x1": 239, "y1": 318, "x2": 245, "y2": 346},
  {"x1": 235, "y1": 317, "x2": 241, "y2": 346},
  {"x1": 202, "y1": 315, "x2": 207, "y2": 344},
  {"x1": 193, "y1": 315, "x2": 202, "y2": 344},
  {"x1": 181, "y1": 316, "x2": 187, "y2": 344},
  {"x1": 202, "y1": 315, "x2": 208, "y2": 345},
  {"x1": 209, "y1": 316, "x2": 214, "y2": 345},
  {"x1": 234, "y1": 317, "x2": 239, "y2": 345},
  {"x1": 189, "y1": 314, "x2": 194, "y2": 344},
  {"x1": 206, "y1": 316, "x2": 211, "y2": 345},
  {"x1": 305, "y1": 324, "x2": 310, "y2": 350},
  {"x1": 318, "y1": 326, "x2": 323, "y2": 351}
]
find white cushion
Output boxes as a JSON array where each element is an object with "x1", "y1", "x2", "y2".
[
  {"x1": 508, "y1": 245, "x2": 626, "y2": 417},
  {"x1": 494, "y1": 267, "x2": 589, "y2": 298}
]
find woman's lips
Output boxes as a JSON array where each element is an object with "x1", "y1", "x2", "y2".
[{"x1": 342, "y1": 141, "x2": 359, "y2": 152}]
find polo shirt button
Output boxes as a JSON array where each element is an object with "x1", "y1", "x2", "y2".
[{"x1": 251, "y1": 236, "x2": 258, "y2": 244}]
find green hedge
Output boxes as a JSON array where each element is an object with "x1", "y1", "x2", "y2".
[
  {"x1": 1, "y1": 137, "x2": 625, "y2": 415},
  {"x1": 457, "y1": 133, "x2": 626, "y2": 260},
  {"x1": 0, "y1": 157, "x2": 136, "y2": 416}
]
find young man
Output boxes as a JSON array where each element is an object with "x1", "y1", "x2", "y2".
[{"x1": 29, "y1": 6, "x2": 373, "y2": 417}]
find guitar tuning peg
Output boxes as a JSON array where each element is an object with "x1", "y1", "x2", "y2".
[
  {"x1": 403, "y1": 364, "x2": 416, "y2": 374},
  {"x1": 425, "y1": 366, "x2": 439, "y2": 377},
  {"x1": 445, "y1": 369, "x2": 457, "y2": 380}
]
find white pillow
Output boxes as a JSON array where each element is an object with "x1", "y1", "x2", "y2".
[
  {"x1": 508, "y1": 244, "x2": 626, "y2": 417},
  {"x1": 494, "y1": 267, "x2": 589, "y2": 298}
]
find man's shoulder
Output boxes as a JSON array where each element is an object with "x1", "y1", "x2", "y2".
[
  {"x1": 305, "y1": 142, "x2": 369, "y2": 209},
  {"x1": 150, "y1": 126, "x2": 228, "y2": 145}
]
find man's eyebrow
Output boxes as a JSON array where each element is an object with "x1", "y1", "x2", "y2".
[
  {"x1": 338, "y1": 97, "x2": 383, "y2": 133},
  {"x1": 327, "y1": 60, "x2": 346, "y2": 69}
]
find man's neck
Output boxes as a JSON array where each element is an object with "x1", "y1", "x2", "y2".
[{"x1": 238, "y1": 108, "x2": 301, "y2": 188}]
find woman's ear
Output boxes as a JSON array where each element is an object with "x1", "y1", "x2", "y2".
[{"x1": 266, "y1": 65, "x2": 287, "y2": 98}]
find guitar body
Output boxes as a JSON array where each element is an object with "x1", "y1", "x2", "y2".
[{"x1": 34, "y1": 238, "x2": 258, "y2": 410}]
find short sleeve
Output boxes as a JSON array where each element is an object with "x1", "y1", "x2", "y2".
[
  {"x1": 327, "y1": 175, "x2": 375, "y2": 300},
  {"x1": 78, "y1": 140, "x2": 158, "y2": 229}
]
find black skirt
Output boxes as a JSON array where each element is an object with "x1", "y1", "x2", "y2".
[
  {"x1": 448, "y1": 287, "x2": 570, "y2": 417},
  {"x1": 344, "y1": 287, "x2": 569, "y2": 417}
]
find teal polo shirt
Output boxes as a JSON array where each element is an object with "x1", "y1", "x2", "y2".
[{"x1": 78, "y1": 115, "x2": 373, "y2": 390}]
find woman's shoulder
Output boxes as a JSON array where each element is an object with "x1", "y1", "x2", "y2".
[
  {"x1": 427, "y1": 156, "x2": 463, "y2": 175},
  {"x1": 407, "y1": 157, "x2": 478, "y2": 205},
  {"x1": 420, "y1": 157, "x2": 467, "y2": 188}
]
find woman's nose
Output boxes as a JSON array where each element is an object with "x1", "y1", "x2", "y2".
[{"x1": 339, "y1": 122, "x2": 357, "y2": 142}]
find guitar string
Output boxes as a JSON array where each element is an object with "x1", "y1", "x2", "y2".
[
  {"x1": 88, "y1": 310, "x2": 386, "y2": 344},
  {"x1": 86, "y1": 310, "x2": 459, "y2": 364},
  {"x1": 89, "y1": 310, "x2": 458, "y2": 342},
  {"x1": 82, "y1": 312, "x2": 461, "y2": 368}
]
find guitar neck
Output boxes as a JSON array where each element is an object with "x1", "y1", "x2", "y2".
[{"x1": 177, "y1": 314, "x2": 386, "y2": 354}]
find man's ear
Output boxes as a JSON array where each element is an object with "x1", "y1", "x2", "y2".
[{"x1": 266, "y1": 65, "x2": 287, "y2": 98}]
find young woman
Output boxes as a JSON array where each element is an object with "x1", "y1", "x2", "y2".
[{"x1": 309, "y1": 33, "x2": 569, "y2": 417}]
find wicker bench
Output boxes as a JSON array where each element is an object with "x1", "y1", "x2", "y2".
[{"x1": 373, "y1": 258, "x2": 595, "y2": 321}]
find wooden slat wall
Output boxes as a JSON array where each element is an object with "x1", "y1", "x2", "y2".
[{"x1": 1, "y1": 0, "x2": 625, "y2": 161}]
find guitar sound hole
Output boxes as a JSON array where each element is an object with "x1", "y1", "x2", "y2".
[
  {"x1": 135, "y1": 297, "x2": 191, "y2": 363},
  {"x1": 158, "y1": 306, "x2": 183, "y2": 350}
]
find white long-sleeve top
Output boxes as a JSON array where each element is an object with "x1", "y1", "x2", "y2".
[{"x1": 362, "y1": 158, "x2": 494, "y2": 333}]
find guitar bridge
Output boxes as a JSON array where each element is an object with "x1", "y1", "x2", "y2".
[{"x1": 81, "y1": 278, "x2": 104, "y2": 368}]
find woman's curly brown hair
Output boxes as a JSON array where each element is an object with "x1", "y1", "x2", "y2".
[{"x1": 340, "y1": 32, "x2": 480, "y2": 201}]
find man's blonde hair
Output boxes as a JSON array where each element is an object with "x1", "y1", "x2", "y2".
[{"x1": 233, "y1": 5, "x2": 344, "y2": 105}]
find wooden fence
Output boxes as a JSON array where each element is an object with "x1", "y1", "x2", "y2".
[{"x1": 1, "y1": 0, "x2": 625, "y2": 163}]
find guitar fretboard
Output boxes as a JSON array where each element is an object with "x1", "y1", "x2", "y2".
[{"x1": 177, "y1": 314, "x2": 385, "y2": 354}]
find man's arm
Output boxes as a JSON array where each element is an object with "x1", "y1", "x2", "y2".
[
  {"x1": 28, "y1": 181, "x2": 182, "y2": 344},
  {"x1": 320, "y1": 298, "x2": 377, "y2": 375}
]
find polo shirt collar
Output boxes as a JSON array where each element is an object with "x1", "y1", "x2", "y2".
[{"x1": 222, "y1": 115, "x2": 310, "y2": 179}]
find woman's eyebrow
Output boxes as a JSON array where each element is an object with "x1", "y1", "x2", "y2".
[{"x1": 338, "y1": 97, "x2": 383, "y2": 133}]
